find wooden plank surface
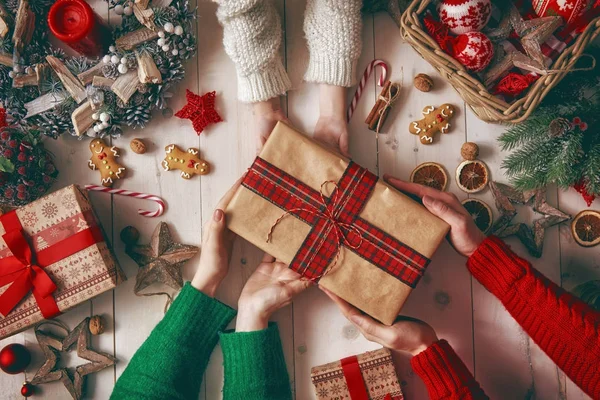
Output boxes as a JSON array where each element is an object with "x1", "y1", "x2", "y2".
[{"x1": 0, "y1": 1, "x2": 596, "y2": 399}]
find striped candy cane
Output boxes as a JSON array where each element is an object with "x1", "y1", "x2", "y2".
[
  {"x1": 85, "y1": 185, "x2": 166, "y2": 217},
  {"x1": 347, "y1": 59, "x2": 388, "y2": 122}
]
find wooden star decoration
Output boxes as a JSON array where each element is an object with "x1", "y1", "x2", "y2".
[
  {"x1": 490, "y1": 181, "x2": 571, "y2": 258},
  {"x1": 175, "y1": 89, "x2": 223, "y2": 135},
  {"x1": 483, "y1": 4, "x2": 563, "y2": 87},
  {"x1": 125, "y1": 222, "x2": 198, "y2": 306},
  {"x1": 30, "y1": 319, "x2": 116, "y2": 400}
]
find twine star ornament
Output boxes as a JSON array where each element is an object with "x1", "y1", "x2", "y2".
[
  {"x1": 490, "y1": 181, "x2": 571, "y2": 258},
  {"x1": 31, "y1": 319, "x2": 116, "y2": 400},
  {"x1": 126, "y1": 222, "x2": 198, "y2": 307},
  {"x1": 175, "y1": 89, "x2": 223, "y2": 135}
]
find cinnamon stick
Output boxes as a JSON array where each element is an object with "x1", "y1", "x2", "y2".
[
  {"x1": 365, "y1": 81, "x2": 390, "y2": 126},
  {"x1": 366, "y1": 82, "x2": 400, "y2": 132}
]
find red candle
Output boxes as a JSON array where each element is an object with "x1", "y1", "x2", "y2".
[{"x1": 48, "y1": 0, "x2": 110, "y2": 57}]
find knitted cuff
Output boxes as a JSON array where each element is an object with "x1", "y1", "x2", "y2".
[
  {"x1": 411, "y1": 340, "x2": 483, "y2": 399},
  {"x1": 467, "y1": 236, "x2": 528, "y2": 299},
  {"x1": 237, "y1": 59, "x2": 292, "y2": 103},
  {"x1": 219, "y1": 323, "x2": 292, "y2": 400},
  {"x1": 159, "y1": 283, "x2": 236, "y2": 341},
  {"x1": 304, "y1": 52, "x2": 358, "y2": 87}
]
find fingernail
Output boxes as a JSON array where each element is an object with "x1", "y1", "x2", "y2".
[
  {"x1": 422, "y1": 195, "x2": 433, "y2": 206},
  {"x1": 349, "y1": 315, "x2": 362, "y2": 325},
  {"x1": 213, "y1": 209, "x2": 224, "y2": 222}
]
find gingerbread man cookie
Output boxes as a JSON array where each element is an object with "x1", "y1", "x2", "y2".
[
  {"x1": 409, "y1": 104, "x2": 455, "y2": 145},
  {"x1": 88, "y1": 138, "x2": 126, "y2": 187},
  {"x1": 162, "y1": 144, "x2": 210, "y2": 179}
]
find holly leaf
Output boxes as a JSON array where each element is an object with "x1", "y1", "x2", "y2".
[{"x1": 0, "y1": 156, "x2": 14, "y2": 173}]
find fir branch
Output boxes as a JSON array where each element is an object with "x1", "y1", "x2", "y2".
[
  {"x1": 498, "y1": 110, "x2": 556, "y2": 151},
  {"x1": 546, "y1": 130, "x2": 584, "y2": 189},
  {"x1": 583, "y1": 143, "x2": 600, "y2": 195}
]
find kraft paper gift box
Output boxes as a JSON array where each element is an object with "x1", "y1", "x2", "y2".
[
  {"x1": 311, "y1": 347, "x2": 404, "y2": 400},
  {"x1": 0, "y1": 185, "x2": 125, "y2": 339},
  {"x1": 226, "y1": 122, "x2": 449, "y2": 325}
]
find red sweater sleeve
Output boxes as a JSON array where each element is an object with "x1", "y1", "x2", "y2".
[
  {"x1": 411, "y1": 340, "x2": 488, "y2": 399},
  {"x1": 467, "y1": 236, "x2": 600, "y2": 398}
]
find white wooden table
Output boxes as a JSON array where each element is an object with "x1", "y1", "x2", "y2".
[{"x1": 1, "y1": 1, "x2": 598, "y2": 399}]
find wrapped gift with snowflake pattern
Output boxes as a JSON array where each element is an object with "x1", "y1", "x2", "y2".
[
  {"x1": 311, "y1": 348, "x2": 404, "y2": 400},
  {"x1": 0, "y1": 185, "x2": 125, "y2": 339}
]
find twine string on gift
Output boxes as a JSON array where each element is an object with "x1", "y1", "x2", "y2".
[
  {"x1": 267, "y1": 180, "x2": 364, "y2": 282},
  {"x1": 347, "y1": 59, "x2": 388, "y2": 122},
  {"x1": 84, "y1": 185, "x2": 166, "y2": 217}
]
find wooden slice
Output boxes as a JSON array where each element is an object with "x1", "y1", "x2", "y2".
[
  {"x1": 571, "y1": 210, "x2": 600, "y2": 247},
  {"x1": 456, "y1": 160, "x2": 489, "y2": 193},
  {"x1": 461, "y1": 198, "x2": 493, "y2": 234},
  {"x1": 410, "y1": 162, "x2": 448, "y2": 191}
]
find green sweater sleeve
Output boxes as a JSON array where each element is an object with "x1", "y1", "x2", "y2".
[
  {"x1": 219, "y1": 323, "x2": 292, "y2": 400},
  {"x1": 111, "y1": 283, "x2": 236, "y2": 400}
]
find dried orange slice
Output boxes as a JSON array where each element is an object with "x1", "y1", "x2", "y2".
[
  {"x1": 410, "y1": 162, "x2": 448, "y2": 191},
  {"x1": 571, "y1": 210, "x2": 600, "y2": 247},
  {"x1": 456, "y1": 160, "x2": 489, "y2": 193},
  {"x1": 461, "y1": 198, "x2": 493, "y2": 234}
]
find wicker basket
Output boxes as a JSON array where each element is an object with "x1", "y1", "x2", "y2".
[{"x1": 400, "y1": 0, "x2": 600, "y2": 124}]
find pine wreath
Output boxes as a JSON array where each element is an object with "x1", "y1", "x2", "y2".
[
  {"x1": 0, "y1": 0, "x2": 196, "y2": 139},
  {"x1": 499, "y1": 45, "x2": 600, "y2": 205}
]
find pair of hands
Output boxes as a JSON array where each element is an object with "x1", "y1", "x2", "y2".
[
  {"x1": 190, "y1": 178, "x2": 311, "y2": 333},
  {"x1": 253, "y1": 84, "x2": 350, "y2": 157},
  {"x1": 324, "y1": 176, "x2": 486, "y2": 356}
]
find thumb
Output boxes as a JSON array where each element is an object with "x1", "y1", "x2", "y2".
[
  {"x1": 349, "y1": 314, "x2": 394, "y2": 344},
  {"x1": 339, "y1": 132, "x2": 350, "y2": 158},
  {"x1": 422, "y1": 196, "x2": 465, "y2": 228}
]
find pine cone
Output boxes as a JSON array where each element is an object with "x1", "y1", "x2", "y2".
[
  {"x1": 125, "y1": 56, "x2": 138, "y2": 70},
  {"x1": 102, "y1": 63, "x2": 120, "y2": 79},
  {"x1": 124, "y1": 104, "x2": 151, "y2": 129},
  {"x1": 549, "y1": 118, "x2": 572, "y2": 138}
]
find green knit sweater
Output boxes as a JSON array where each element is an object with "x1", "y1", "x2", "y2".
[{"x1": 111, "y1": 283, "x2": 292, "y2": 400}]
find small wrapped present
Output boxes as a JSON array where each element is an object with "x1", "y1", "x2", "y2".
[
  {"x1": 226, "y1": 122, "x2": 449, "y2": 325},
  {"x1": 311, "y1": 348, "x2": 404, "y2": 400},
  {"x1": 0, "y1": 185, "x2": 125, "y2": 340}
]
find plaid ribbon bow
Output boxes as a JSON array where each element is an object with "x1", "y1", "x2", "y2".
[{"x1": 242, "y1": 157, "x2": 430, "y2": 287}]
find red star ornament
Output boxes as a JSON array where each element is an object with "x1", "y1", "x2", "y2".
[{"x1": 175, "y1": 90, "x2": 223, "y2": 135}]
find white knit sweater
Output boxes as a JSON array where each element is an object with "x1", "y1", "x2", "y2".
[{"x1": 215, "y1": 0, "x2": 363, "y2": 103}]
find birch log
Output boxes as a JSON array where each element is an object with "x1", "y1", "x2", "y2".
[
  {"x1": 12, "y1": 67, "x2": 36, "y2": 87},
  {"x1": 12, "y1": 0, "x2": 34, "y2": 71},
  {"x1": 78, "y1": 62, "x2": 105, "y2": 85},
  {"x1": 111, "y1": 70, "x2": 139, "y2": 103},
  {"x1": 136, "y1": 51, "x2": 162, "y2": 84},
  {"x1": 46, "y1": 55, "x2": 87, "y2": 103},
  {"x1": 71, "y1": 101, "x2": 95, "y2": 136},
  {"x1": 0, "y1": 52, "x2": 13, "y2": 67},
  {"x1": 0, "y1": 2, "x2": 10, "y2": 39},
  {"x1": 133, "y1": 4, "x2": 156, "y2": 30},
  {"x1": 24, "y1": 92, "x2": 68, "y2": 118},
  {"x1": 115, "y1": 28, "x2": 159, "y2": 51},
  {"x1": 92, "y1": 76, "x2": 116, "y2": 89},
  {"x1": 135, "y1": 0, "x2": 150, "y2": 9}
]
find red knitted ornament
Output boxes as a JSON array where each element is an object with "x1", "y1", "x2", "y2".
[
  {"x1": 531, "y1": 0, "x2": 593, "y2": 24},
  {"x1": 423, "y1": 15, "x2": 455, "y2": 53},
  {"x1": 493, "y1": 73, "x2": 538, "y2": 97},
  {"x1": 439, "y1": 0, "x2": 492, "y2": 34},
  {"x1": 453, "y1": 31, "x2": 494, "y2": 72},
  {"x1": 573, "y1": 179, "x2": 596, "y2": 206}
]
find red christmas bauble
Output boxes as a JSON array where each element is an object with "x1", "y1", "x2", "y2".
[
  {"x1": 0, "y1": 344, "x2": 31, "y2": 374},
  {"x1": 453, "y1": 31, "x2": 494, "y2": 72},
  {"x1": 532, "y1": 0, "x2": 593, "y2": 24},
  {"x1": 438, "y1": 0, "x2": 491, "y2": 35},
  {"x1": 21, "y1": 382, "x2": 34, "y2": 397}
]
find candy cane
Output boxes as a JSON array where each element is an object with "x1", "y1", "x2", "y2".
[
  {"x1": 347, "y1": 59, "x2": 388, "y2": 122},
  {"x1": 84, "y1": 185, "x2": 166, "y2": 217}
]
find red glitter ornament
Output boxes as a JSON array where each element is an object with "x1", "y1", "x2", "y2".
[
  {"x1": 573, "y1": 180, "x2": 596, "y2": 206},
  {"x1": 175, "y1": 90, "x2": 223, "y2": 135},
  {"x1": 0, "y1": 344, "x2": 31, "y2": 374},
  {"x1": 21, "y1": 382, "x2": 34, "y2": 397}
]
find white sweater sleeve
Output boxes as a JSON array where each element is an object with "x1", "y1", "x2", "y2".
[
  {"x1": 303, "y1": 0, "x2": 363, "y2": 87},
  {"x1": 215, "y1": 0, "x2": 292, "y2": 103}
]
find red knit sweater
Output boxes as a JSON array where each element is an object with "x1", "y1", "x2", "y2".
[{"x1": 411, "y1": 236, "x2": 600, "y2": 399}]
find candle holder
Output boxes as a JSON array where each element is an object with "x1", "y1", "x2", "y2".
[{"x1": 47, "y1": 0, "x2": 111, "y2": 57}]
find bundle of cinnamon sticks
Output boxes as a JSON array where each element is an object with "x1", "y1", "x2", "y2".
[{"x1": 365, "y1": 81, "x2": 401, "y2": 133}]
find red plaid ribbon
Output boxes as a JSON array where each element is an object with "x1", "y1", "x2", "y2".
[{"x1": 242, "y1": 157, "x2": 429, "y2": 287}]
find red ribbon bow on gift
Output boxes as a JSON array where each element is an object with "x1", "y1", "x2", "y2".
[
  {"x1": 0, "y1": 229, "x2": 59, "y2": 319},
  {"x1": 0, "y1": 210, "x2": 104, "y2": 319}
]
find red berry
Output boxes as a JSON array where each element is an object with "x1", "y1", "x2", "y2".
[
  {"x1": 45, "y1": 163, "x2": 55, "y2": 174},
  {"x1": 21, "y1": 382, "x2": 34, "y2": 397},
  {"x1": 4, "y1": 188, "x2": 14, "y2": 198},
  {"x1": 8, "y1": 139, "x2": 17, "y2": 148},
  {"x1": 16, "y1": 191, "x2": 26, "y2": 200},
  {"x1": 16, "y1": 184, "x2": 26, "y2": 192},
  {"x1": 17, "y1": 166, "x2": 26, "y2": 176},
  {"x1": 19, "y1": 142, "x2": 31, "y2": 152},
  {"x1": 17, "y1": 152, "x2": 26, "y2": 162},
  {"x1": 3, "y1": 149, "x2": 13, "y2": 158},
  {"x1": 43, "y1": 175, "x2": 51, "y2": 183},
  {"x1": 28, "y1": 155, "x2": 35, "y2": 162},
  {"x1": 38, "y1": 185, "x2": 46, "y2": 192},
  {"x1": 0, "y1": 131, "x2": 8, "y2": 141}
]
